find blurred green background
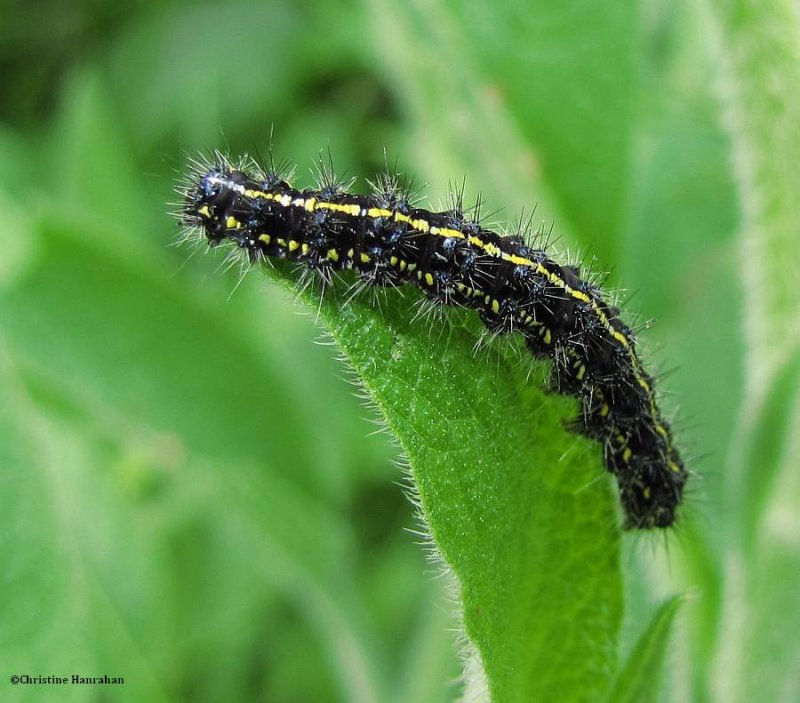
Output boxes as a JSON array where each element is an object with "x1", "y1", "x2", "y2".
[{"x1": 1, "y1": 0, "x2": 798, "y2": 701}]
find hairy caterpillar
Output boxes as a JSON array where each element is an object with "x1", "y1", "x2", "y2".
[{"x1": 177, "y1": 153, "x2": 687, "y2": 529}]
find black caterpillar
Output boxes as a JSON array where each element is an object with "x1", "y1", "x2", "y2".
[{"x1": 178, "y1": 154, "x2": 688, "y2": 529}]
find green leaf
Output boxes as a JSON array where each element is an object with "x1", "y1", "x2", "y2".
[
  {"x1": 0, "y1": 189, "x2": 39, "y2": 291},
  {"x1": 606, "y1": 596, "x2": 683, "y2": 703},
  {"x1": 48, "y1": 68, "x2": 148, "y2": 238},
  {"x1": 0, "y1": 343, "x2": 171, "y2": 703},
  {"x1": 735, "y1": 348, "x2": 800, "y2": 551},
  {"x1": 713, "y1": 504, "x2": 800, "y2": 703},
  {"x1": 703, "y1": 4, "x2": 800, "y2": 703},
  {"x1": 735, "y1": 471, "x2": 800, "y2": 703},
  {"x1": 263, "y1": 258, "x2": 624, "y2": 701},
  {"x1": 708, "y1": 0, "x2": 800, "y2": 373}
]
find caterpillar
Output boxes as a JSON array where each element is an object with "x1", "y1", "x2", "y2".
[{"x1": 178, "y1": 153, "x2": 688, "y2": 529}]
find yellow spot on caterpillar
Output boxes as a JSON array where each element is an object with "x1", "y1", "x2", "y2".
[
  {"x1": 327, "y1": 249, "x2": 339, "y2": 262},
  {"x1": 277, "y1": 238, "x2": 287, "y2": 247},
  {"x1": 393, "y1": 213, "x2": 430, "y2": 231},
  {"x1": 407, "y1": 263, "x2": 417, "y2": 272},
  {"x1": 318, "y1": 202, "x2": 361, "y2": 217},
  {"x1": 491, "y1": 299, "x2": 500, "y2": 314},
  {"x1": 411, "y1": 218, "x2": 430, "y2": 232},
  {"x1": 267, "y1": 193, "x2": 291, "y2": 207},
  {"x1": 258, "y1": 234, "x2": 271, "y2": 245},
  {"x1": 576, "y1": 364, "x2": 586, "y2": 381},
  {"x1": 600, "y1": 404, "x2": 610, "y2": 418},
  {"x1": 226, "y1": 216, "x2": 241, "y2": 229},
  {"x1": 542, "y1": 329, "x2": 552, "y2": 345},
  {"x1": 305, "y1": 198, "x2": 317, "y2": 211},
  {"x1": 360, "y1": 252, "x2": 371, "y2": 263},
  {"x1": 469, "y1": 237, "x2": 501, "y2": 257},
  {"x1": 288, "y1": 240, "x2": 300, "y2": 252},
  {"x1": 368, "y1": 207, "x2": 393, "y2": 218},
  {"x1": 425, "y1": 272, "x2": 434, "y2": 287},
  {"x1": 623, "y1": 447, "x2": 633, "y2": 463},
  {"x1": 198, "y1": 205, "x2": 210, "y2": 218},
  {"x1": 506, "y1": 253, "x2": 529, "y2": 265},
  {"x1": 389, "y1": 256, "x2": 398, "y2": 266},
  {"x1": 399, "y1": 260, "x2": 408, "y2": 271},
  {"x1": 417, "y1": 270, "x2": 423, "y2": 279},
  {"x1": 301, "y1": 243, "x2": 309, "y2": 255}
]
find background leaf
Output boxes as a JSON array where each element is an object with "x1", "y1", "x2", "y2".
[{"x1": 606, "y1": 596, "x2": 683, "y2": 703}]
